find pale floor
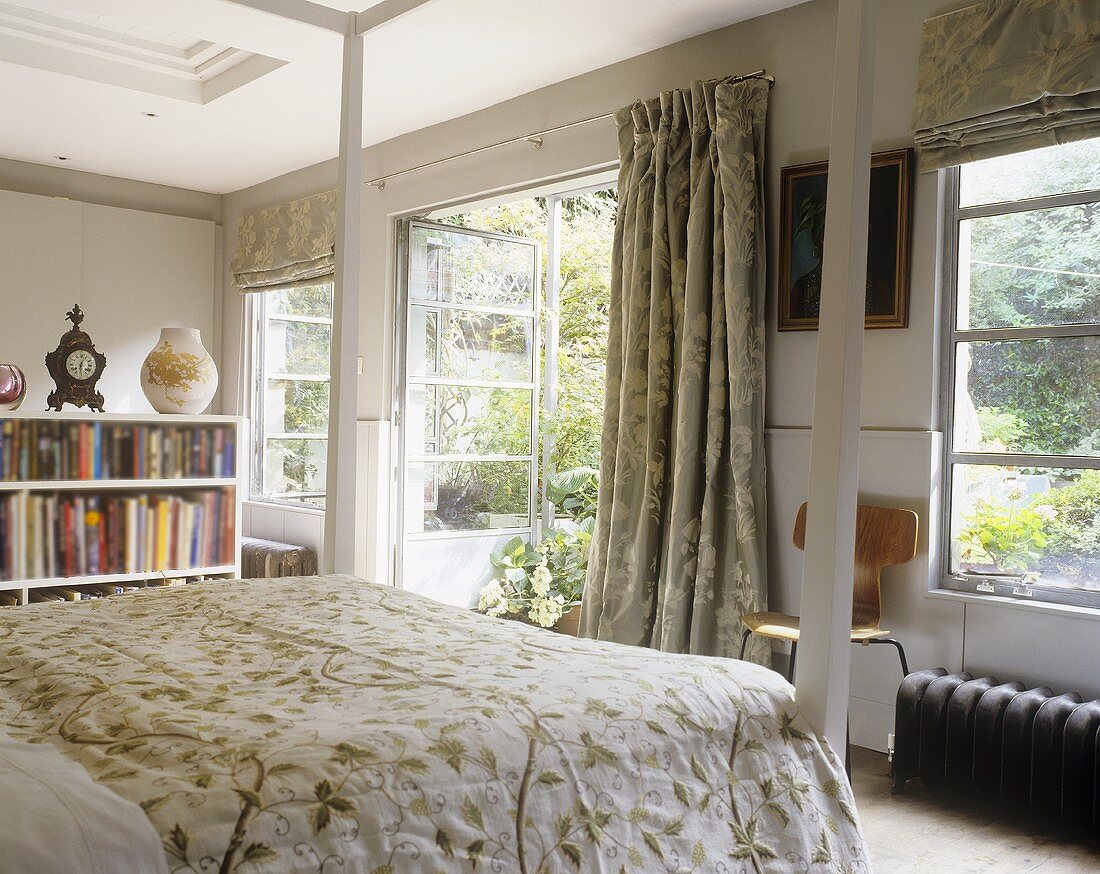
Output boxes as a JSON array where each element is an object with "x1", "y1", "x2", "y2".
[{"x1": 851, "y1": 746, "x2": 1100, "y2": 873}]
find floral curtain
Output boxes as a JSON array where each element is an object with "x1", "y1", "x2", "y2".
[
  {"x1": 912, "y1": 0, "x2": 1100, "y2": 170},
  {"x1": 232, "y1": 190, "x2": 336, "y2": 291},
  {"x1": 580, "y1": 77, "x2": 771, "y2": 665}
]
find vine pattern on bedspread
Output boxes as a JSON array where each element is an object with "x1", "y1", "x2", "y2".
[{"x1": 0, "y1": 576, "x2": 868, "y2": 873}]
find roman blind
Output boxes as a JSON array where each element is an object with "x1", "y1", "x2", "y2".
[
  {"x1": 232, "y1": 190, "x2": 336, "y2": 291},
  {"x1": 912, "y1": 0, "x2": 1100, "y2": 170}
]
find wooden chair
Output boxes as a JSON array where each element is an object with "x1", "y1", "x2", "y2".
[{"x1": 739, "y1": 502, "x2": 918, "y2": 682}]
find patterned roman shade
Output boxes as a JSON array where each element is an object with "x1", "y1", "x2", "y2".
[
  {"x1": 912, "y1": 0, "x2": 1100, "y2": 170},
  {"x1": 232, "y1": 190, "x2": 336, "y2": 291}
]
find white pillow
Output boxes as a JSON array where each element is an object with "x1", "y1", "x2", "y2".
[{"x1": 0, "y1": 732, "x2": 168, "y2": 874}]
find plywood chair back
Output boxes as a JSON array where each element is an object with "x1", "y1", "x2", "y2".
[{"x1": 793, "y1": 502, "x2": 918, "y2": 630}]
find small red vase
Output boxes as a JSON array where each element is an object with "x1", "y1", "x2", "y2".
[{"x1": 0, "y1": 364, "x2": 26, "y2": 411}]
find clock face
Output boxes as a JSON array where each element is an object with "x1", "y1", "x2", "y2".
[{"x1": 65, "y1": 349, "x2": 97, "y2": 381}]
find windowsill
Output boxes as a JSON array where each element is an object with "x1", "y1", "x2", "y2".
[
  {"x1": 245, "y1": 499, "x2": 325, "y2": 517},
  {"x1": 926, "y1": 587, "x2": 1100, "y2": 622}
]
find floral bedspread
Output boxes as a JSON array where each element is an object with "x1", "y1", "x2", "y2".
[{"x1": 0, "y1": 576, "x2": 869, "y2": 873}]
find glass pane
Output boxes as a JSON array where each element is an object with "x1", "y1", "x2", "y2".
[
  {"x1": 957, "y1": 202, "x2": 1100, "y2": 329},
  {"x1": 264, "y1": 379, "x2": 329, "y2": 434},
  {"x1": 408, "y1": 307, "x2": 533, "y2": 382},
  {"x1": 953, "y1": 338, "x2": 1100, "y2": 456},
  {"x1": 553, "y1": 190, "x2": 616, "y2": 473},
  {"x1": 405, "y1": 461, "x2": 530, "y2": 532},
  {"x1": 407, "y1": 385, "x2": 532, "y2": 456},
  {"x1": 960, "y1": 138, "x2": 1100, "y2": 207},
  {"x1": 267, "y1": 283, "x2": 333, "y2": 318},
  {"x1": 265, "y1": 319, "x2": 331, "y2": 376},
  {"x1": 949, "y1": 464, "x2": 1099, "y2": 594},
  {"x1": 263, "y1": 438, "x2": 327, "y2": 500},
  {"x1": 409, "y1": 224, "x2": 536, "y2": 310}
]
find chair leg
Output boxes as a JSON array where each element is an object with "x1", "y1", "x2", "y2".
[
  {"x1": 787, "y1": 642, "x2": 798, "y2": 683},
  {"x1": 866, "y1": 638, "x2": 909, "y2": 677},
  {"x1": 738, "y1": 628, "x2": 752, "y2": 660}
]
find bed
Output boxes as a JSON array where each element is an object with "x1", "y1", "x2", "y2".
[{"x1": 0, "y1": 576, "x2": 869, "y2": 872}]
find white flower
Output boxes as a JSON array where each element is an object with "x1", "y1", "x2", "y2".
[
  {"x1": 477, "y1": 581, "x2": 509, "y2": 617},
  {"x1": 529, "y1": 594, "x2": 565, "y2": 628},
  {"x1": 531, "y1": 562, "x2": 552, "y2": 597},
  {"x1": 1033, "y1": 505, "x2": 1057, "y2": 522}
]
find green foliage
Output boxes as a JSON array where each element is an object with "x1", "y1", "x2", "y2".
[
  {"x1": 1035, "y1": 470, "x2": 1100, "y2": 573},
  {"x1": 957, "y1": 498, "x2": 1049, "y2": 573},
  {"x1": 546, "y1": 466, "x2": 599, "y2": 522},
  {"x1": 975, "y1": 406, "x2": 1029, "y2": 451},
  {"x1": 539, "y1": 519, "x2": 595, "y2": 600},
  {"x1": 476, "y1": 464, "x2": 600, "y2": 625},
  {"x1": 962, "y1": 169, "x2": 1099, "y2": 455},
  {"x1": 478, "y1": 518, "x2": 594, "y2": 627}
]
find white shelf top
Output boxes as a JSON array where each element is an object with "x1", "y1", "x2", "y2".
[
  {"x1": 0, "y1": 478, "x2": 237, "y2": 492},
  {"x1": 2, "y1": 565, "x2": 237, "y2": 590},
  {"x1": 0, "y1": 411, "x2": 244, "y2": 425}
]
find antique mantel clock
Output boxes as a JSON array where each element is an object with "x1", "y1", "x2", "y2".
[{"x1": 45, "y1": 304, "x2": 106, "y2": 412}]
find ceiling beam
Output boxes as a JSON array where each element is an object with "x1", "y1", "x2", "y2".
[
  {"x1": 221, "y1": 0, "x2": 349, "y2": 34},
  {"x1": 355, "y1": 0, "x2": 438, "y2": 34}
]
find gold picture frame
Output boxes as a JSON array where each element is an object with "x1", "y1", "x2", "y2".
[{"x1": 778, "y1": 148, "x2": 912, "y2": 331}]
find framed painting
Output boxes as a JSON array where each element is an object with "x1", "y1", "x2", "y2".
[{"x1": 778, "y1": 148, "x2": 912, "y2": 331}]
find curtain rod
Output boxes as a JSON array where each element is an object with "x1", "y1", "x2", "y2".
[{"x1": 365, "y1": 69, "x2": 772, "y2": 189}]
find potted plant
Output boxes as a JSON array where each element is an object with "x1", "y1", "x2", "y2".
[{"x1": 476, "y1": 518, "x2": 594, "y2": 634}]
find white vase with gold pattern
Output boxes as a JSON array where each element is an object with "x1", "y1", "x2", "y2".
[{"x1": 140, "y1": 327, "x2": 218, "y2": 414}]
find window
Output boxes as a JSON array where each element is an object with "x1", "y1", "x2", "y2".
[
  {"x1": 251, "y1": 282, "x2": 333, "y2": 509},
  {"x1": 940, "y1": 138, "x2": 1100, "y2": 608},
  {"x1": 395, "y1": 187, "x2": 616, "y2": 606}
]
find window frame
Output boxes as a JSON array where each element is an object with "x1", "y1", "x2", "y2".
[
  {"x1": 393, "y1": 219, "x2": 542, "y2": 581},
  {"x1": 250, "y1": 281, "x2": 334, "y2": 510},
  {"x1": 938, "y1": 163, "x2": 1100, "y2": 610}
]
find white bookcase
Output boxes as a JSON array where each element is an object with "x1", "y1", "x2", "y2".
[{"x1": 0, "y1": 411, "x2": 246, "y2": 607}]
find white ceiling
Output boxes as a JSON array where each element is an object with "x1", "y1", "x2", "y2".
[{"x1": 0, "y1": 0, "x2": 805, "y2": 194}]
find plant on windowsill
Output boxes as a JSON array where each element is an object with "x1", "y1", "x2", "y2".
[
  {"x1": 476, "y1": 466, "x2": 599, "y2": 633},
  {"x1": 476, "y1": 517, "x2": 594, "y2": 633}
]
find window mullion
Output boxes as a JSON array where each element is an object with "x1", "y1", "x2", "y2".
[
  {"x1": 949, "y1": 451, "x2": 1100, "y2": 470},
  {"x1": 953, "y1": 324, "x2": 1100, "y2": 342},
  {"x1": 541, "y1": 195, "x2": 562, "y2": 535},
  {"x1": 957, "y1": 185, "x2": 1100, "y2": 220}
]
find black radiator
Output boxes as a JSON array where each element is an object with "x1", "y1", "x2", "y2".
[{"x1": 893, "y1": 669, "x2": 1100, "y2": 836}]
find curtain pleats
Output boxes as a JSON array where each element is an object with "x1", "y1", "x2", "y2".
[{"x1": 581, "y1": 78, "x2": 770, "y2": 664}]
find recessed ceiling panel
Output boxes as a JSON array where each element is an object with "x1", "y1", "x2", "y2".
[
  {"x1": 0, "y1": 0, "x2": 809, "y2": 193},
  {"x1": 0, "y1": 2, "x2": 285, "y2": 103}
]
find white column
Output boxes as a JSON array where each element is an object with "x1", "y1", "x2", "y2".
[
  {"x1": 794, "y1": 0, "x2": 876, "y2": 751},
  {"x1": 323, "y1": 14, "x2": 364, "y2": 574}
]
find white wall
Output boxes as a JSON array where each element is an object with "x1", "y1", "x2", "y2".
[
  {"x1": 0, "y1": 188, "x2": 217, "y2": 413},
  {"x1": 219, "y1": 0, "x2": 1100, "y2": 749}
]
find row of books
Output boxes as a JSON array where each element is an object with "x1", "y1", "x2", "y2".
[
  {"x1": 0, "y1": 490, "x2": 235, "y2": 581},
  {"x1": 0, "y1": 576, "x2": 217, "y2": 607},
  {"x1": 0, "y1": 419, "x2": 237, "y2": 482},
  {"x1": 25, "y1": 577, "x2": 208, "y2": 603}
]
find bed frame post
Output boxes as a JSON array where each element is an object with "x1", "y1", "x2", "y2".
[
  {"x1": 324, "y1": 14, "x2": 364, "y2": 575},
  {"x1": 794, "y1": 0, "x2": 876, "y2": 752}
]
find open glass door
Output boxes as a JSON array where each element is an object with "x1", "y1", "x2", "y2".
[{"x1": 396, "y1": 220, "x2": 540, "y2": 606}]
